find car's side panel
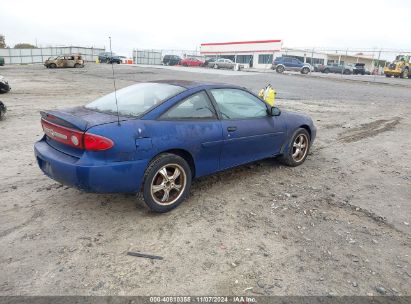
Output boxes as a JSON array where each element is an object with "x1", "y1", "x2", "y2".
[{"x1": 143, "y1": 120, "x2": 223, "y2": 177}]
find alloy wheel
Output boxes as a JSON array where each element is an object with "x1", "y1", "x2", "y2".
[
  {"x1": 292, "y1": 134, "x2": 309, "y2": 162},
  {"x1": 150, "y1": 164, "x2": 186, "y2": 205}
]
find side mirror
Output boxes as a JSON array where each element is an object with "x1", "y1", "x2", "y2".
[{"x1": 269, "y1": 106, "x2": 281, "y2": 116}]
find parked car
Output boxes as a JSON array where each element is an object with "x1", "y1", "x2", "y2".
[
  {"x1": 203, "y1": 57, "x2": 217, "y2": 67},
  {"x1": 162, "y1": 55, "x2": 181, "y2": 66},
  {"x1": 98, "y1": 52, "x2": 114, "y2": 63},
  {"x1": 0, "y1": 75, "x2": 10, "y2": 93},
  {"x1": 0, "y1": 101, "x2": 6, "y2": 120},
  {"x1": 0, "y1": 57, "x2": 4, "y2": 66},
  {"x1": 319, "y1": 63, "x2": 353, "y2": 75},
  {"x1": 272, "y1": 57, "x2": 312, "y2": 74},
  {"x1": 34, "y1": 81, "x2": 316, "y2": 213},
  {"x1": 353, "y1": 63, "x2": 370, "y2": 75},
  {"x1": 44, "y1": 55, "x2": 84, "y2": 68},
  {"x1": 107, "y1": 55, "x2": 127, "y2": 64},
  {"x1": 180, "y1": 57, "x2": 204, "y2": 67},
  {"x1": 210, "y1": 58, "x2": 236, "y2": 69}
]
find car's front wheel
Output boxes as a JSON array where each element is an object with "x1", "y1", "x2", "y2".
[
  {"x1": 280, "y1": 128, "x2": 310, "y2": 167},
  {"x1": 142, "y1": 153, "x2": 192, "y2": 213},
  {"x1": 301, "y1": 67, "x2": 310, "y2": 74}
]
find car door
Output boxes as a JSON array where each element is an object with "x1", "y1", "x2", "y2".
[
  {"x1": 65, "y1": 56, "x2": 75, "y2": 68},
  {"x1": 209, "y1": 88, "x2": 286, "y2": 170},
  {"x1": 291, "y1": 59, "x2": 303, "y2": 71},
  {"x1": 154, "y1": 91, "x2": 223, "y2": 177},
  {"x1": 283, "y1": 57, "x2": 292, "y2": 70}
]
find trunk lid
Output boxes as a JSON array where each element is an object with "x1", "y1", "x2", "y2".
[{"x1": 41, "y1": 106, "x2": 120, "y2": 131}]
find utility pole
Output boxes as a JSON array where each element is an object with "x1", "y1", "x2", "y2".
[{"x1": 373, "y1": 49, "x2": 381, "y2": 82}]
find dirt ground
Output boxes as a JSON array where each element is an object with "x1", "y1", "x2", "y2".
[{"x1": 0, "y1": 64, "x2": 410, "y2": 296}]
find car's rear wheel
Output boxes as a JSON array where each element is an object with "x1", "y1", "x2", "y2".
[
  {"x1": 74, "y1": 63, "x2": 81, "y2": 68},
  {"x1": 276, "y1": 65, "x2": 285, "y2": 73},
  {"x1": 343, "y1": 69, "x2": 351, "y2": 75},
  {"x1": 301, "y1": 67, "x2": 310, "y2": 74},
  {"x1": 49, "y1": 63, "x2": 57, "y2": 68},
  {"x1": 142, "y1": 153, "x2": 192, "y2": 213},
  {"x1": 280, "y1": 128, "x2": 310, "y2": 167},
  {"x1": 213, "y1": 63, "x2": 219, "y2": 69},
  {"x1": 323, "y1": 68, "x2": 329, "y2": 73}
]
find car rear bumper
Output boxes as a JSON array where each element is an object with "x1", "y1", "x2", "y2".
[{"x1": 34, "y1": 140, "x2": 148, "y2": 193}]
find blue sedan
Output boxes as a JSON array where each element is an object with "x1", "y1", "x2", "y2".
[{"x1": 34, "y1": 81, "x2": 316, "y2": 212}]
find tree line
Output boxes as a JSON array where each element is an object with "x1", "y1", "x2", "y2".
[{"x1": 0, "y1": 34, "x2": 37, "y2": 49}]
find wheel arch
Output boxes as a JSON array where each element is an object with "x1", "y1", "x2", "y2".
[
  {"x1": 152, "y1": 148, "x2": 196, "y2": 178},
  {"x1": 299, "y1": 124, "x2": 312, "y2": 140}
]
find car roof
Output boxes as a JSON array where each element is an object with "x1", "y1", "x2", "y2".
[{"x1": 148, "y1": 80, "x2": 242, "y2": 90}]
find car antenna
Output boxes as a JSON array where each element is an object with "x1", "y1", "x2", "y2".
[{"x1": 109, "y1": 36, "x2": 121, "y2": 126}]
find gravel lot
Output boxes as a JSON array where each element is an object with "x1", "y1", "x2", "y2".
[{"x1": 0, "y1": 64, "x2": 410, "y2": 296}]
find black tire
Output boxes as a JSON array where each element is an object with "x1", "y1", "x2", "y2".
[
  {"x1": 74, "y1": 63, "x2": 81, "y2": 68},
  {"x1": 49, "y1": 63, "x2": 57, "y2": 69},
  {"x1": 385, "y1": 74, "x2": 391, "y2": 78},
  {"x1": 323, "y1": 68, "x2": 330, "y2": 74},
  {"x1": 301, "y1": 67, "x2": 310, "y2": 74},
  {"x1": 343, "y1": 69, "x2": 351, "y2": 75},
  {"x1": 213, "y1": 63, "x2": 219, "y2": 69},
  {"x1": 142, "y1": 153, "x2": 192, "y2": 213},
  {"x1": 280, "y1": 128, "x2": 311, "y2": 167},
  {"x1": 276, "y1": 65, "x2": 285, "y2": 73}
]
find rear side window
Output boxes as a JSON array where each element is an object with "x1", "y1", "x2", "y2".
[
  {"x1": 85, "y1": 83, "x2": 186, "y2": 117},
  {"x1": 161, "y1": 91, "x2": 216, "y2": 120}
]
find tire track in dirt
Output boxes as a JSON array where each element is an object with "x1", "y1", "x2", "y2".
[
  {"x1": 0, "y1": 209, "x2": 44, "y2": 238},
  {"x1": 339, "y1": 118, "x2": 401, "y2": 143}
]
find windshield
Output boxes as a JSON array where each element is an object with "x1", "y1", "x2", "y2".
[{"x1": 85, "y1": 83, "x2": 186, "y2": 117}]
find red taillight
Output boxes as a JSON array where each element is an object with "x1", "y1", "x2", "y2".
[
  {"x1": 41, "y1": 118, "x2": 84, "y2": 149},
  {"x1": 84, "y1": 133, "x2": 114, "y2": 151},
  {"x1": 41, "y1": 118, "x2": 114, "y2": 151}
]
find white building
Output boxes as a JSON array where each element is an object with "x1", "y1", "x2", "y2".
[
  {"x1": 200, "y1": 40, "x2": 377, "y2": 71},
  {"x1": 200, "y1": 39, "x2": 283, "y2": 69}
]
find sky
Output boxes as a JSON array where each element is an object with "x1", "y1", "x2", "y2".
[{"x1": 1, "y1": 0, "x2": 410, "y2": 57}]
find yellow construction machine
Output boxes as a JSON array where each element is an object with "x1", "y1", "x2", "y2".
[{"x1": 384, "y1": 55, "x2": 410, "y2": 78}]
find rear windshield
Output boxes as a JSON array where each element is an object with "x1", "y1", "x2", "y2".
[{"x1": 85, "y1": 83, "x2": 186, "y2": 117}]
